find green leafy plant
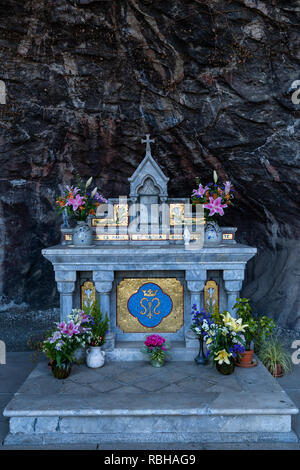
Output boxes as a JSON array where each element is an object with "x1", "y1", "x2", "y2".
[
  {"x1": 27, "y1": 330, "x2": 52, "y2": 364},
  {"x1": 87, "y1": 300, "x2": 109, "y2": 347},
  {"x1": 233, "y1": 298, "x2": 257, "y2": 350},
  {"x1": 258, "y1": 337, "x2": 292, "y2": 376},
  {"x1": 256, "y1": 316, "x2": 275, "y2": 352}
]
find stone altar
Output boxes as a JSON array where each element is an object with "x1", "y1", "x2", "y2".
[{"x1": 42, "y1": 136, "x2": 257, "y2": 359}]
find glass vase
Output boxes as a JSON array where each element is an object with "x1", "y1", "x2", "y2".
[
  {"x1": 151, "y1": 359, "x2": 165, "y2": 368},
  {"x1": 216, "y1": 358, "x2": 235, "y2": 375},
  {"x1": 194, "y1": 335, "x2": 208, "y2": 365},
  {"x1": 51, "y1": 361, "x2": 72, "y2": 380}
]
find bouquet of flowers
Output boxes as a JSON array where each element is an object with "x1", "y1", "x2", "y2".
[
  {"x1": 43, "y1": 319, "x2": 84, "y2": 367},
  {"x1": 190, "y1": 304, "x2": 213, "y2": 338},
  {"x1": 67, "y1": 309, "x2": 93, "y2": 345},
  {"x1": 191, "y1": 171, "x2": 234, "y2": 221},
  {"x1": 204, "y1": 312, "x2": 248, "y2": 367},
  {"x1": 56, "y1": 176, "x2": 107, "y2": 222},
  {"x1": 87, "y1": 300, "x2": 109, "y2": 347},
  {"x1": 141, "y1": 334, "x2": 170, "y2": 366}
]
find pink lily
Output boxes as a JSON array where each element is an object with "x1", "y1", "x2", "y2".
[
  {"x1": 192, "y1": 184, "x2": 209, "y2": 198},
  {"x1": 67, "y1": 194, "x2": 85, "y2": 211},
  {"x1": 204, "y1": 196, "x2": 227, "y2": 216}
]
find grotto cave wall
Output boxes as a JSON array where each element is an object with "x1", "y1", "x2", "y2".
[{"x1": 0, "y1": 0, "x2": 299, "y2": 348}]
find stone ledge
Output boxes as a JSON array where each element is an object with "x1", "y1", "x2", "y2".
[{"x1": 4, "y1": 431, "x2": 299, "y2": 446}]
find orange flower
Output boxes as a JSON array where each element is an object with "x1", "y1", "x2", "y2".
[
  {"x1": 225, "y1": 194, "x2": 230, "y2": 200},
  {"x1": 95, "y1": 202, "x2": 100, "y2": 207},
  {"x1": 205, "y1": 191, "x2": 209, "y2": 198},
  {"x1": 89, "y1": 209, "x2": 95, "y2": 215},
  {"x1": 79, "y1": 206, "x2": 85, "y2": 211},
  {"x1": 56, "y1": 199, "x2": 65, "y2": 207},
  {"x1": 212, "y1": 193, "x2": 218, "y2": 200},
  {"x1": 217, "y1": 188, "x2": 222, "y2": 195}
]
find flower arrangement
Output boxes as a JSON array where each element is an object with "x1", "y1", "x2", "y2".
[
  {"x1": 141, "y1": 334, "x2": 170, "y2": 366},
  {"x1": 191, "y1": 171, "x2": 234, "y2": 221},
  {"x1": 56, "y1": 176, "x2": 107, "y2": 222},
  {"x1": 190, "y1": 304, "x2": 213, "y2": 337},
  {"x1": 67, "y1": 308, "x2": 93, "y2": 345},
  {"x1": 87, "y1": 300, "x2": 109, "y2": 347},
  {"x1": 43, "y1": 319, "x2": 84, "y2": 368},
  {"x1": 204, "y1": 312, "x2": 248, "y2": 368}
]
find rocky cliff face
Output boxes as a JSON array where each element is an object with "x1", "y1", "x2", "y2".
[{"x1": 0, "y1": 0, "x2": 299, "y2": 342}]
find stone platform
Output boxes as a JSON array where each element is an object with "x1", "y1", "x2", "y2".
[{"x1": 3, "y1": 359, "x2": 298, "y2": 446}]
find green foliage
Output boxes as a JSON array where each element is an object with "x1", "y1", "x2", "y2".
[
  {"x1": 211, "y1": 305, "x2": 222, "y2": 325},
  {"x1": 233, "y1": 298, "x2": 257, "y2": 349},
  {"x1": 256, "y1": 316, "x2": 276, "y2": 351},
  {"x1": 258, "y1": 337, "x2": 292, "y2": 376},
  {"x1": 233, "y1": 298, "x2": 275, "y2": 351},
  {"x1": 27, "y1": 330, "x2": 52, "y2": 364},
  {"x1": 89, "y1": 299, "x2": 109, "y2": 347}
]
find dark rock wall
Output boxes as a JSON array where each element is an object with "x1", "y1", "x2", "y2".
[{"x1": 0, "y1": 0, "x2": 299, "y2": 332}]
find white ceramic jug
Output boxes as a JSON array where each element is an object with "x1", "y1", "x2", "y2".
[{"x1": 86, "y1": 346, "x2": 105, "y2": 368}]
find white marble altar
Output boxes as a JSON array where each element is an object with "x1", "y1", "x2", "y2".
[{"x1": 42, "y1": 136, "x2": 257, "y2": 355}]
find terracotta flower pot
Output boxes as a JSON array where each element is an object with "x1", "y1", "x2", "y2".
[
  {"x1": 238, "y1": 349, "x2": 254, "y2": 367},
  {"x1": 270, "y1": 364, "x2": 283, "y2": 378}
]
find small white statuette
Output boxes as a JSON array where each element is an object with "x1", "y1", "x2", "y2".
[{"x1": 184, "y1": 226, "x2": 191, "y2": 246}]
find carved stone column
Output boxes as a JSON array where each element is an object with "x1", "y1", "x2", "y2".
[
  {"x1": 185, "y1": 270, "x2": 206, "y2": 348},
  {"x1": 223, "y1": 269, "x2": 244, "y2": 318},
  {"x1": 93, "y1": 271, "x2": 115, "y2": 350},
  {"x1": 55, "y1": 271, "x2": 77, "y2": 321}
]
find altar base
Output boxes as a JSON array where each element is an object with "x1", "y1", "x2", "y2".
[{"x1": 3, "y1": 359, "x2": 298, "y2": 445}]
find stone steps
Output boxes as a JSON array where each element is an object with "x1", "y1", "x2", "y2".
[
  {"x1": 106, "y1": 341, "x2": 198, "y2": 361},
  {"x1": 3, "y1": 360, "x2": 299, "y2": 445}
]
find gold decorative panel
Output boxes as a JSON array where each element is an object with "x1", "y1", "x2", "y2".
[
  {"x1": 170, "y1": 203, "x2": 185, "y2": 225},
  {"x1": 94, "y1": 234, "x2": 129, "y2": 241},
  {"x1": 204, "y1": 280, "x2": 219, "y2": 313},
  {"x1": 92, "y1": 204, "x2": 128, "y2": 227},
  {"x1": 117, "y1": 278, "x2": 184, "y2": 333},
  {"x1": 80, "y1": 280, "x2": 96, "y2": 310}
]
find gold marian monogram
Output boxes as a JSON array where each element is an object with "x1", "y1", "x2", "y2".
[{"x1": 140, "y1": 289, "x2": 161, "y2": 319}]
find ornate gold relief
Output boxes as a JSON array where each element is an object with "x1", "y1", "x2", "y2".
[
  {"x1": 170, "y1": 204, "x2": 185, "y2": 225},
  {"x1": 117, "y1": 278, "x2": 184, "y2": 333},
  {"x1": 92, "y1": 204, "x2": 128, "y2": 227},
  {"x1": 80, "y1": 280, "x2": 96, "y2": 310},
  {"x1": 204, "y1": 280, "x2": 219, "y2": 313}
]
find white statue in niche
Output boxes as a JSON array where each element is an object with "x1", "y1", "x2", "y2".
[
  {"x1": 0, "y1": 81, "x2": 6, "y2": 104},
  {"x1": 0, "y1": 340, "x2": 6, "y2": 364}
]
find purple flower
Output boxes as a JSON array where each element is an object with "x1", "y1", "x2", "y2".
[
  {"x1": 224, "y1": 181, "x2": 232, "y2": 195},
  {"x1": 192, "y1": 184, "x2": 209, "y2": 198}
]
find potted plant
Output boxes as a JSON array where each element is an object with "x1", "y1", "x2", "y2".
[
  {"x1": 255, "y1": 315, "x2": 276, "y2": 353},
  {"x1": 233, "y1": 298, "x2": 257, "y2": 367},
  {"x1": 233, "y1": 298, "x2": 276, "y2": 366},
  {"x1": 141, "y1": 334, "x2": 170, "y2": 367},
  {"x1": 86, "y1": 300, "x2": 109, "y2": 368},
  {"x1": 204, "y1": 311, "x2": 247, "y2": 375},
  {"x1": 258, "y1": 336, "x2": 292, "y2": 378},
  {"x1": 67, "y1": 309, "x2": 93, "y2": 364},
  {"x1": 191, "y1": 171, "x2": 235, "y2": 244},
  {"x1": 190, "y1": 305, "x2": 213, "y2": 365},
  {"x1": 56, "y1": 176, "x2": 107, "y2": 246},
  {"x1": 43, "y1": 320, "x2": 82, "y2": 379}
]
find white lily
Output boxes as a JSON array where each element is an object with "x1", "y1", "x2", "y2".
[
  {"x1": 91, "y1": 187, "x2": 98, "y2": 197},
  {"x1": 213, "y1": 170, "x2": 218, "y2": 183},
  {"x1": 86, "y1": 177, "x2": 93, "y2": 188}
]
